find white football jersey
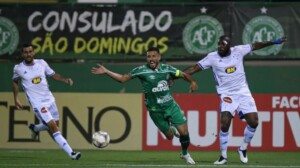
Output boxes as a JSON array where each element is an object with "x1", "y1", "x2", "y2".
[
  {"x1": 198, "y1": 44, "x2": 252, "y2": 95},
  {"x1": 12, "y1": 59, "x2": 55, "y2": 107}
]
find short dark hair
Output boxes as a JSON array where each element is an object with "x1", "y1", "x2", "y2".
[
  {"x1": 22, "y1": 43, "x2": 33, "y2": 48},
  {"x1": 219, "y1": 35, "x2": 231, "y2": 44},
  {"x1": 21, "y1": 43, "x2": 33, "y2": 52},
  {"x1": 147, "y1": 46, "x2": 160, "y2": 54}
]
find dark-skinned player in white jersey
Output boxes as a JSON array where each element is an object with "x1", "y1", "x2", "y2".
[{"x1": 184, "y1": 35, "x2": 286, "y2": 164}]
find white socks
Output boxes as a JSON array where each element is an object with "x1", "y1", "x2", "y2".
[
  {"x1": 219, "y1": 125, "x2": 256, "y2": 158},
  {"x1": 34, "y1": 124, "x2": 49, "y2": 132},
  {"x1": 240, "y1": 125, "x2": 256, "y2": 150},
  {"x1": 219, "y1": 131, "x2": 229, "y2": 158},
  {"x1": 53, "y1": 131, "x2": 73, "y2": 156}
]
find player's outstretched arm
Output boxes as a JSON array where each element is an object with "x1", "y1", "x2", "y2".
[
  {"x1": 12, "y1": 80, "x2": 23, "y2": 109},
  {"x1": 52, "y1": 73, "x2": 73, "y2": 86},
  {"x1": 91, "y1": 64, "x2": 131, "y2": 83},
  {"x1": 252, "y1": 36, "x2": 287, "y2": 51},
  {"x1": 179, "y1": 71, "x2": 198, "y2": 93},
  {"x1": 168, "y1": 64, "x2": 201, "y2": 87},
  {"x1": 184, "y1": 64, "x2": 202, "y2": 75}
]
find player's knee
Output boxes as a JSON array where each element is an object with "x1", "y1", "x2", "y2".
[
  {"x1": 178, "y1": 128, "x2": 189, "y2": 136},
  {"x1": 221, "y1": 127, "x2": 229, "y2": 132},
  {"x1": 176, "y1": 123, "x2": 189, "y2": 136},
  {"x1": 166, "y1": 134, "x2": 174, "y2": 140},
  {"x1": 164, "y1": 130, "x2": 174, "y2": 140},
  {"x1": 220, "y1": 123, "x2": 230, "y2": 132},
  {"x1": 220, "y1": 114, "x2": 232, "y2": 132},
  {"x1": 249, "y1": 120, "x2": 258, "y2": 129},
  {"x1": 181, "y1": 131, "x2": 189, "y2": 136},
  {"x1": 247, "y1": 116, "x2": 259, "y2": 128},
  {"x1": 47, "y1": 120, "x2": 59, "y2": 133}
]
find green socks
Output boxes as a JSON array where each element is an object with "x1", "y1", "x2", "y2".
[{"x1": 180, "y1": 134, "x2": 190, "y2": 155}]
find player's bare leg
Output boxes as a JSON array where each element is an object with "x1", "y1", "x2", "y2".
[
  {"x1": 165, "y1": 117, "x2": 180, "y2": 139},
  {"x1": 164, "y1": 128, "x2": 175, "y2": 140},
  {"x1": 238, "y1": 112, "x2": 258, "y2": 164}
]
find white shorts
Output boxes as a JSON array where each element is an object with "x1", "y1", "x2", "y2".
[
  {"x1": 220, "y1": 93, "x2": 257, "y2": 119},
  {"x1": 33, "y1": 102, "x2": 59, "y2": 124}
]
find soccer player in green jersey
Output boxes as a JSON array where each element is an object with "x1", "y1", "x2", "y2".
[{"x1": 91, "y1": 47, "x2": 198, "y2": 165}]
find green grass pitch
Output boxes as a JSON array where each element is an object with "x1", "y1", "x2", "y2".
[{"x1": 0, "y1": 149, "x2": 299, "y2": 167}]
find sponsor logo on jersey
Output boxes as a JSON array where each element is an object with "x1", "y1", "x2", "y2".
[
  {"x1": 32, "y1": 77, "x2": 42, "y2": 84},
  {"x1": 0, "y1": 16, "x2": 19, "y2": 55},
  {"x1": 183, "y1": 15, "x2": 224, "y2": 54},
  {"x1": 40, "y1": 107, "x2": 47, "y2": 113},
  {"x1": 242, "y1": 15, "x2": 284, "y2": 56},
  {"x1": 223, "y1": 97, "x2": 232, "y2": 103},
  {"x1": 225, "y1": 66, "x2": 236, "y2": 74},
  {"x1": 152, "y1": 80, "x2": 169, "y2": 92},
  {"x1": 149, "y1": 75, "x2": 155, "y2": 80},
  {"x1": 157, "y1": 95, "x2": 172, "y2": 104}
]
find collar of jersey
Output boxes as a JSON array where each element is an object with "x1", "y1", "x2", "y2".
[
  {"x1": 23, "y1": 60, "x2": 35, "y2": 66},
  {"x1": 147, "y1": 63, "x2": 161, "y2": 71}
]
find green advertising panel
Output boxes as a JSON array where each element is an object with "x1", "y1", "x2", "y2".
[
  {"x1": 0, "y1": 3, "x2": 299, "y2": 60},
  {"x1": 1, "y1": 62, "x2": 299, "y2": 93}
]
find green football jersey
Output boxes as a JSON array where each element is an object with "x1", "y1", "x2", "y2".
[{"x1": 129, "y1": 63, "x2": 182, "y2": 112}]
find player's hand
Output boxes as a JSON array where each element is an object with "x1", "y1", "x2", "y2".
[
  {"x1": 14, "y1": 99, "x2": 23, "y2": 109},
  {"x1": 91, "y1": 64, "x2": 107, "y2": 75},
  {"x1": 67, "y1": 78, "x2": 73, "y2": 86},
  {"x1": 189, "y1": 81, "x2": 198, "y2": 93}
]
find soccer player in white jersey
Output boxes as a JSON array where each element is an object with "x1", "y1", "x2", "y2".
[
  {"x1": 184, "y1": 35, "x2": 286, "y2": 164},
  {"x1": 12, "y1": 44, "x2": 81, "y2": 160}
]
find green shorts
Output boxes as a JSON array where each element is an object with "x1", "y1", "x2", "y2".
[{"x1": 149, "y1": 102, "x2": 187, "y2": 135}]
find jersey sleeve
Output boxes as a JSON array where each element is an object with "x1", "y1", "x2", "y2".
[
  {"x1": 129, "y1": 66, "x2": 142, "y2": 79},
  {"x1": 234, "y1": 44, "x2": 252, "y2": 58},
  {"x1": 41, "y1": 59, "x2": 55, "y2": 76},
  {"x1": 12, "y1": 65, "x2": 20, "y2": 81},
  {"x1": 167, "y1": 64, "x2": 183, "y2": 78},
  {"x1": 197, "y1": 55, "x2": 212, "y2": 70}
]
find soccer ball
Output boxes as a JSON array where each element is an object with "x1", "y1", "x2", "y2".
[{"x1": 92, "y1": 131, "x2": 110, "y2": 148}]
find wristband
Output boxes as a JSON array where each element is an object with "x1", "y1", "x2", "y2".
[{"x1": 272, "y1": 38, "x2": 283, "y2": 44}]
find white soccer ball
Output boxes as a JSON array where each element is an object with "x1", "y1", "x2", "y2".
[{"x1": 92, "y1": 131, "x2": 110, "y2": 148}]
